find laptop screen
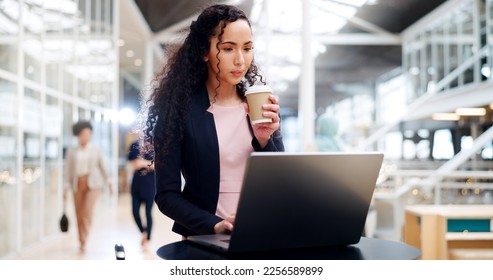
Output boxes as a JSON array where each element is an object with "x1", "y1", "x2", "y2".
[{"x1": 227, "y1": 152, "x2": 384, "y2": 253}]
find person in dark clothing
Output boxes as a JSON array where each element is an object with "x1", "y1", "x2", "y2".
[{"x1": 128, "y1": 140, "x2": 155, "y2": 249}]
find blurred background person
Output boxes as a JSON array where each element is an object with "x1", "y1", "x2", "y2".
[
  {"x1": 315, "y1": 113, "x2": 343, "y2": 152},
  {"x1": 127, "y1": 136, "x2": 156, "y2": 251},
  {"x1": 64, "y1": 120, "x2": 113, "y2": 253}
]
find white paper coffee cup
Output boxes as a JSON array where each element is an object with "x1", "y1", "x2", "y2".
[{"x1": 245, "y1": 85, "x2": 273, "y2": 124}]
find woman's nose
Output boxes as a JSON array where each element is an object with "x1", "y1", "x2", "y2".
[{"x1": 234, "y1": 51, "x2": 244, "y2": 65}]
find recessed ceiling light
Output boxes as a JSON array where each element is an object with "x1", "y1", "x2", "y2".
[
  {"x1": 432, "y1": 113, "x2": 460, "y2": 121},
  {"x1": 126, "y1": 50, "x2": 134, "y2": 58},
  {"x1": 118, "y1": 39, "x2": 125, "y2": 47},
  {"x1": 455, "y1": 107, "x2": 486, "y2": 116}
]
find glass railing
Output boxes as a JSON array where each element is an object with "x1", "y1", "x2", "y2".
[{"x1": 402, "y1": 0, "x2": 492, "y2": 102}]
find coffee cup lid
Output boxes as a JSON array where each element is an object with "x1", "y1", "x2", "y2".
[{"x1": 245, "y1": 84, "x2": 272, "y2": 95}]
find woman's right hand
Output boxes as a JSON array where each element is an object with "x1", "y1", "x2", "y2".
[
  {"x1": 214, "y1": 214, "x2": 235, "y2": 234},
  {"x1": 246, "y1": 95, "x2": 281, "y2": 148}
]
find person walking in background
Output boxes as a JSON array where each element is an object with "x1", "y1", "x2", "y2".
[
  {"x1": 315, "y1": 113, "x2": 343, "y2": 152},
  {"x1": 139, "y1": 4, "x2": 284, "y2": 238},
  {"x1": 64, "y1": 120, "x2": 113, "y2": 253},
  {"x1": 127, "y1": 139, "x2": 155, "y2": 250}
]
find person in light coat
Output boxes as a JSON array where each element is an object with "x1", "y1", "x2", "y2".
[{"x1": 64, "y1": 120, "x2": 113, "y2": 253}]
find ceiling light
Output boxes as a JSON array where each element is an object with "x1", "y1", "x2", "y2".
[
  {"x1": 118, "y1": 39, "x2": 125, "y2": 47},
  {"x1": 432, "y1": 113, "x2": 460, "y2": 121},
  {"x1": 118, "y1": 108, "x2": 136, "y2": 126},
  {"x1": 455, "y1": 107, "x2": 486, "y2": 116},
  {"x1": 134, "y1": 59, "x2": 142, "y2": 67},
  {"x1": 126, "y1": 50, "x2": 134, "y2": 58}
]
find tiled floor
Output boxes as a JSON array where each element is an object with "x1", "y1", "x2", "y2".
[{"x1": 12, "y1": 192, "x2": 181, "y2": 260}]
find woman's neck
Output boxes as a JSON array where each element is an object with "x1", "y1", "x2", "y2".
[{"x1": 206, "y1": 82, "x2": 242, "y2": 106}]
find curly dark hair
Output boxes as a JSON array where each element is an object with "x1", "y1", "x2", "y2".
[
  {"x1": 139, "y1": 4, "x2": 265, "y2": 163},
  {"x1": 72, "y1": 120, "x2": 92, "y2": 136}
]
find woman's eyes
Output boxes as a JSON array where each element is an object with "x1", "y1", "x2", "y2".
[{"x1": 221, "y1": 47, "x2": 253, "y2": 52}]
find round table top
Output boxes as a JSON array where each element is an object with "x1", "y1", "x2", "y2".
[{"x1": 156, "y1": 237, "x2": 421, "y2": 260}]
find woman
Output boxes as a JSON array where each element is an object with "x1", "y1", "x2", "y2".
[
  {"x1": 64, "y1": 120, "x2": 113, "y2": 252},
  {"x1": 127, "y1": 139, "x2": 155, "y2": 250},
  {"x1": 140, "y1": 4, "x2": 284, "y2": 238}
]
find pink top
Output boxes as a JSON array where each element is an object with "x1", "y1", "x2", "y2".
[{"x1": 207, "y1": 103, "x2": 253, "y2": 219}]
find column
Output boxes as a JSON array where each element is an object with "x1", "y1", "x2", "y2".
[{"x1": 299, "y1": 0, "x2": 315, "y2": 151}]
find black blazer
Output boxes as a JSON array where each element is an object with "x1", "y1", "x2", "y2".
[{"x1": 154, "y1": 86, "x2": 284, "y2": 237}]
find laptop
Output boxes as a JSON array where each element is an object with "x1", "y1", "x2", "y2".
[{"x1": 187, "y1": 151, "x2": 384, "y2": 254}]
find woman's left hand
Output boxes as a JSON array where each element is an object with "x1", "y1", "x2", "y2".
[
  {"x1": 245, "y1": 95, "x2": 281, "y2": 148},
  {"x1": 214, "y1": 214, "x2": 236, "y2": 234}
]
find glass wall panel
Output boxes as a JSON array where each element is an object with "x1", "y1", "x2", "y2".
[
  {"x1": 0, "y1": 1, "x2": 18, "y2": 74},
  {"x1": 485, "y1": 0, "x2": 493, "y2": 81},
  {"x1": 424, "y1": 31, "x2": 434, "y2": 92},
  {"x1": 449, "y1": 45, "x2": 459, "y2": 88},
  {"x1": 0, "y1": 79, "x2": 17, "y2": 257},
  {"x1": 44, "y1": 95, "x2": 62, "y2": 237},
  {"x1": 62, "y1": 101, "x2": 74, "y2": 219},
  {"x1": 416, "y1": 37, "x2": 426, "y2": 96},
  {"x1": 78, "y1": 77, "x2": 89, "y2": 100},
  {"x1": 91, "y1": 82, "x2": 112, "y2": 107},
  {"x1": 0, "y1": 0, "x2": 117, "y2": 258},
  {"x1": 23, "y1": 2, "x2": 44, "y2": 84},
  {"x1": 63, "y1": 71, "x2": 75, "y2": 96},
  {"x1": 94, "y1": 116, "x2": 113, "y2": 166},
  {"x1": 46, "y1": 63, "x2": 60, "y2": 90},
  {"x1": 78, "y1": 107, "x2": 90, "y2": 121},
  {"x1": 459, "y1": 2, "x2": 475, "y2": 84},
  {"x1": 22, "y1": 88, "x2": 42, "y2": 248},
  {"x1": 24, "y1": 51, "x2": 42, "y2": 84},
  {"x1": 435, "y1": 25, "x2": 445, "y2": 84},
  {"x1": 0, "y1": 45, "x2": 17, "y2": 74}
]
